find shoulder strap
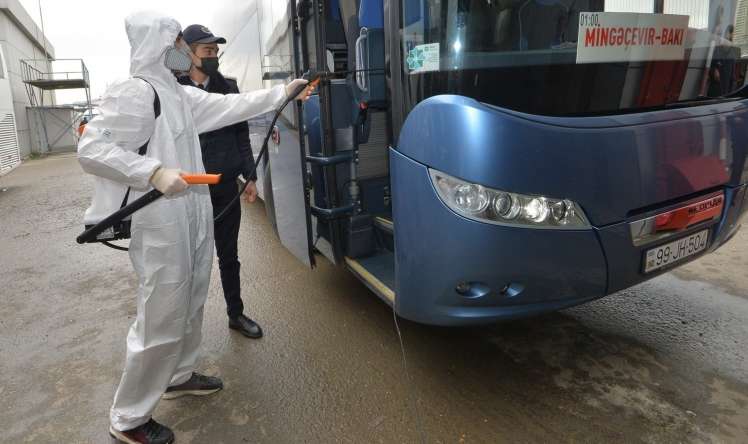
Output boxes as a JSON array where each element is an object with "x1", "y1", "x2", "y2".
[{"x1": 120, "y1": 77, "x2": 161, "y2": 209}]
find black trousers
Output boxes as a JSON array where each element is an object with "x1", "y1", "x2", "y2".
[{"x1": 210, "y1": 178, "x2": 244, "y2": 319}]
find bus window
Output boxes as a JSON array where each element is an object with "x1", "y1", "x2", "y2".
[{"x1": 401, "y1": 0, "x2": 748, "y2": 116}]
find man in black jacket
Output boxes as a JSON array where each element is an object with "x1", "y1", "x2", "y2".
[{"x1": 178, "y1": 24, "x2": 262, "y2": 339}]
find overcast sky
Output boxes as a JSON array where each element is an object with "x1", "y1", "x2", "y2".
[{"x1": 17, "y1": 0, "x2": 230, "y2": 104}]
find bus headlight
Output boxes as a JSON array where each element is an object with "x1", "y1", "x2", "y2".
[
  {"x1": 453, "y1": 183, "x2": 490, "y2": 214},
  {"x1": 493, "y1": 192, "x2": 521, "y2": 219},
  {"x1": 430, "y1": 169, "x2": 590, "y2": 229}
]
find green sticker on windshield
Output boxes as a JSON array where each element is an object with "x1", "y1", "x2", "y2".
[{"x1": 407, "y1": 43, "x2": 439, "y2": 74}]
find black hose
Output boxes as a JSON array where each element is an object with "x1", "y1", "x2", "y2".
[
  {"x1": 78, "y1": 76, "x2": 326, "y2": 246},
  {"x1": 102, "y1": 241, "x2": 131, "y2": 252},
  {"x1": 214, "y1": 69, "x2": 383, "y2": 221},
  {"x1": 213, "y1": 85, "x2": 303, "y2": 222}
]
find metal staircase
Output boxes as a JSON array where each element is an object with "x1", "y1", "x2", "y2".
[{"x1": 21, "y1": 58, "x2": 92, "y2": 154}]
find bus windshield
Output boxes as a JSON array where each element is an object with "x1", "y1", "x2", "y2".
[{"x1": 401, "y1": 0, "x2": 748, "y2": 116}]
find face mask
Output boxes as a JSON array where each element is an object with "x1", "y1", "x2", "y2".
[
  {"x1": 164, "y1": 45, "x2": 193, "y2": 72},
  {"x1": 197, "y1": 57, "x2": 220, "y2": 76}
]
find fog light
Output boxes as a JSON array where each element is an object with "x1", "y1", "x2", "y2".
[
  {"x1": 455, "y1": 281, "x2": 491, "y2": 298},
  {"x1": 455, "y1": 282, "x2": 471, "y2": 294}
]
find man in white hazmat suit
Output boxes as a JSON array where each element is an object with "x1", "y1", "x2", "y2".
[{"x1": 78, "y1": 11, "x2": 311, "y2": 444}]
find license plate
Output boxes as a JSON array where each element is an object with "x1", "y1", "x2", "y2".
[{"x1": 644, "y1": 229, "x2": 709, "y2": 273}]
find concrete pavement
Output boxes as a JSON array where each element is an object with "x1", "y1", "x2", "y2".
[{"x1": 1, "y1": 154, "x2": 747, "y2": 443}]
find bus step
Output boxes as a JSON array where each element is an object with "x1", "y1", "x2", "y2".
[
  {"x1": 345, "y1": 251, "x2": 395, "y2": 305},
  {"x1": 373, "y1": 215, "x2": 393, "y2": 235},
  {"x1": 373, "y1": 216, "x2": 394, "y2": 252}
]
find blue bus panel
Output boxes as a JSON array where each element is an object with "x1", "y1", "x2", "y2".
[{"x1": 391, "y1": 95, "x2": 748, "y2": 325}]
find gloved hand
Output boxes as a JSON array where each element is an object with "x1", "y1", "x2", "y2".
[
  {"x1": 286, "y1": 79, "x2": 314, "y2": 101},
  {"x1": 150, "y1": 167, "x2": 188, "y2": 196}
]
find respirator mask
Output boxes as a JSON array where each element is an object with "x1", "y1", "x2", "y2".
[{"x1": 164, "y1": 44, "x2": 193, "y2": 72}]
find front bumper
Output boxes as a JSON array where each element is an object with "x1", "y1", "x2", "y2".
[{"x1": 390, "y1": 149, "x2": 747, "y2": 326}]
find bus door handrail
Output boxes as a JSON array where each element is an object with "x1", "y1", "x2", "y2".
[{"x1": 355, "y1": 27, "x2": 369, "y2": 92}]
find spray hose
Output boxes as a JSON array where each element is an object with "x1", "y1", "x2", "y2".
[
  {"x1": 76, "y1": 75, "x2": 321, "y2": 246},
  {"x1": 213, "y1": 68, "x2": 383, "y2": 221},
  {"x1": 213, "y1": 74, "x2": 322, "y2": 221}
]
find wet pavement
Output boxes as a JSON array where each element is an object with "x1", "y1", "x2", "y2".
[{"x1": 1, "y1": 154, "x2": 747, "y2": 443}]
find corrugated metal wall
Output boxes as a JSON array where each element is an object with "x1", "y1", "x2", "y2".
[
  {"x1": 665, "y1": 1, "x2": 709, "y2": 28},
  {"x1": 0, "y1": 111, "x2": 19, "y2": 174},
  {"x1": 605, "y1": 0, "x2": 655, "y2": 13}
]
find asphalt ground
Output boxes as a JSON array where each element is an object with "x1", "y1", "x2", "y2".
[{"x1": 1, "y1": 154, "x2": 746, "y2": 443}]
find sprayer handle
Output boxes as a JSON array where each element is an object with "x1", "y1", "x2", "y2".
[{"x1": 181, "y1": 174, "x2": 222, "y2": 185}]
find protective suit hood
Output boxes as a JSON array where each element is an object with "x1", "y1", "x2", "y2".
[{"x1": 125, "y1": 11, "x2": 182, "y2": 86}]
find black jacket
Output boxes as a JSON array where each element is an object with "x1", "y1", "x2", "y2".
[{"x1": 177, "y1": 72, "x2": 257, "y2": 181}]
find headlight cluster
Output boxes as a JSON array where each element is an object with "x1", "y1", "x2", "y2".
[{"x1": 430, "y1": 170, "x2": 590, "y2": 229}]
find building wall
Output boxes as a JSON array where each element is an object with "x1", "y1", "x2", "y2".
[
  {"x1": 0, "y1": 12, "x2": 53, "y2": 159},
  {"x1": 27, "y1": 107, "x2": 76, "y2": 153}
]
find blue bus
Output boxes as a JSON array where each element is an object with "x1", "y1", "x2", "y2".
[{"x1": 214, "y1": 0, "x2": 748, "y2": 325}]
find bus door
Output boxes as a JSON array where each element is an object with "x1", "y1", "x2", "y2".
[
  {"x1": 260, "y1": 0, "x2": 316, "y2": 267},
  {"x1": 296, "y1": 0, "x2": 356, "y2": 266}
]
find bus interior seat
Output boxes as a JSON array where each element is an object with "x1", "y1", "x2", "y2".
[
  {"x1": 516, "y1": 0, "x2": 567, "y2": 50},
  {"x1": 494, "y1": 8, "x2": 512, "y2": 48},
  {"x1": 403, "y1": 0, "x2": 423, "y2": 27},
  {"x1": 462, "y1": 0, "x2": 505, "y2": 51},
  {"x1": 327, "y1": 0, "x2": 347, "y2": 45},
  {"x1": 359, "y1": 0, "x2": 383, "y2": 29},
  {"x1": 326, "y1": 0, "x2": 349, "y2": 72}
]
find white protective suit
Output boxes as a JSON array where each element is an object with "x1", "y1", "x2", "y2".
[{"x1": 78, "y1": 11, "x2": 287, "y2": 431}]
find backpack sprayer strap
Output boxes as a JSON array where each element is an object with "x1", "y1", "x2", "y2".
[
  {"x1": 120, "y1": 78, "x2": 161, "y2": 210},
  {"x1": 80, "y1": 78, "x2": 161, "y2": 248}
]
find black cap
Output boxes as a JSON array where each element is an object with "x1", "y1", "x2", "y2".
[{"x1": 182, "y1": 24, "x2": 227, "y2": 45}]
